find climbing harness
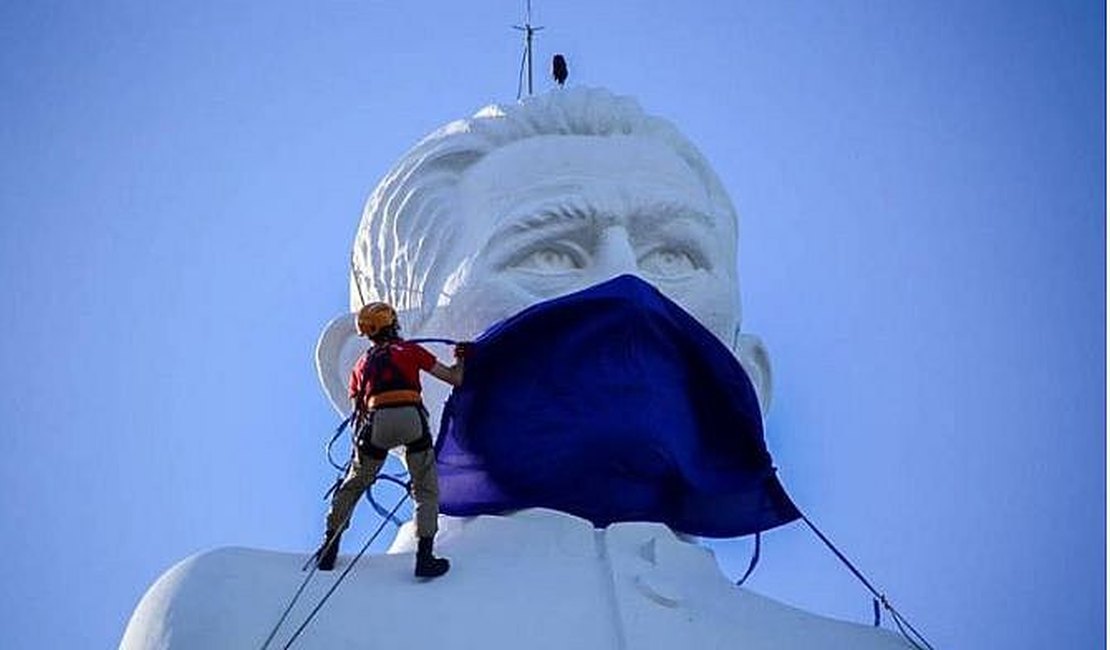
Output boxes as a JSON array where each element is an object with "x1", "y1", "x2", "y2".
[{"x1": 362, "y1": 346, "x2": 420, "y2": 404}]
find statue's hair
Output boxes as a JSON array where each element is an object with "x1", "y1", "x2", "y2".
[{"x1": 350, "y1": 87, "x2": 739, "y2": 328}]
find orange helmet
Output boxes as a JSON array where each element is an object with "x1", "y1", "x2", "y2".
[{"x1": 356, "y1": 302, "x2": 398, "y2": 338}]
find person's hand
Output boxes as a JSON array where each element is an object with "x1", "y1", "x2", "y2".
[{"x1": 454, "y1": 342, "x2": 472, "y2": 361}]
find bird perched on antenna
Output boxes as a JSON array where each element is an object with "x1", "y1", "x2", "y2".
[{"x1": 552, "y1": 54, "x2": 568, "y2": 86}]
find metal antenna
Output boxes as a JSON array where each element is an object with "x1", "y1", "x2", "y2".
[{"x1": 513, "y1": 0, "x2": 543, "y2": 99}]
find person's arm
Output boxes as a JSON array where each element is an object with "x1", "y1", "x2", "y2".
[
  {"x1": 425, "y1": 343, "x2": 468, "y2": 387},
  {"x1": 428, "y1": 359, "x2": 464, "y2": 387},
  {"x1": 348, "y1": 367, "x2": 363, "y2": 419}
]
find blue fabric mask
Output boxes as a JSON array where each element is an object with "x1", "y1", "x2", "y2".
[{"x1": 435, "y1": 275, "x2": 799, "y2": 537}]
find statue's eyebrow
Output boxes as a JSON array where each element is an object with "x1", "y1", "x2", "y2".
[
  {"x1": 493, "y1": 197, "x2": 594, "y2": 236},
  {"x1": 494, "y1": 195, "x2": 718, "y2": 237},
  {"x1": 627, "y1": 203, "x2": 718, "y2": 232}
]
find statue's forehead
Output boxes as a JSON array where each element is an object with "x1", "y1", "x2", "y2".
[{"x1": 459, "y1": 134, "x2": 708, "y2": 211}]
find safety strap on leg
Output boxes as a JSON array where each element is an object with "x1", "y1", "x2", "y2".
[{"x1": 406, "y1": 405, "x2": 433, "y2": 453}]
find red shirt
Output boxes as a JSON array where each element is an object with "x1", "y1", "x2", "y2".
[{"x1": 348, "y1": 341, "x2": 437, "y2": 400}]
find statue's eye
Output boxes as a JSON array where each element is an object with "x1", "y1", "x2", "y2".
[
  {"x1": 512, "y1": 245, "x2": 585, "y2": 274},
  {"x1": 639, "y1": 247, "x2": 698, "y2": 278}
]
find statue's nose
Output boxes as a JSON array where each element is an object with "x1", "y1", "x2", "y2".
[{"x1": 593, "y1": 226, "x2": 638, "y2": 279}]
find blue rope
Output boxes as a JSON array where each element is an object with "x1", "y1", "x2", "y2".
[
  {"x1": 324, "y1": 414, "x2": 355, "y2": 472},
  {"x1": 323, "y1": 419, "x2": 410, "y2": 530},
  {"x1": 800, "y1": 514, "x2": 935, "y2": 650},
  {"x1": 406, "y1": 337, "x2": 460, "y2": 346},
  {"x1": 280, "y1": 489, "x2": 411, "y2": 649},
  {"x1": 734, "y1": 532, "x2": 761, "y2": 586},
  {"x1": 363, "y1": 473, "x2": 410, "y2": 527}
]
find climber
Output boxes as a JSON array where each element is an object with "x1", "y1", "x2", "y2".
[{"x1": 314, "y1": 301, "x2": 464, "y2": 578}]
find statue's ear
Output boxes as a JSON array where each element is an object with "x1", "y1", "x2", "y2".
[
  {"x1": 735, "y1": 333, "x2": 773, "y2": 415},
  {"x1": 315, "y1": 313, "x2": 363, "y2": 416}
]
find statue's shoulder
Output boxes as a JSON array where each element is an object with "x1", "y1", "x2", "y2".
[{"x1": 121, "y1": 518, "x2": 907, "y2": 650}]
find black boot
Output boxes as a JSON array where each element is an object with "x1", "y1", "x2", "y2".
[
  {"x1": 414, "y1": 536, "x2": 450, "y2": 578},
  {"x1": 315, "y1": 529, "x2": 342, "y2": 571}
]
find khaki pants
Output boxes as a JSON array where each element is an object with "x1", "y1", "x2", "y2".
[{"x1": 325, "y1": 405, "x2": 439, "y2": 538}]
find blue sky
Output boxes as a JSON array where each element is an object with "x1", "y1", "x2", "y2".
[{"x1": 0, "y1": 1, "x2": 1104, "y2": 648}]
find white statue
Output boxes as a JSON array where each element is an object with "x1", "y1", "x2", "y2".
[{"x1": 120, "y1": 88, "x2": 907, "y2": 650}]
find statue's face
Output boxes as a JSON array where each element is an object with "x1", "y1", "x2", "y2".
[
  {"x1": 319, "y1": 130, "x2": 770, "y2": 419},
  {"x1": 420, "y1": 134, "x2": 741, "y2": 347}
]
